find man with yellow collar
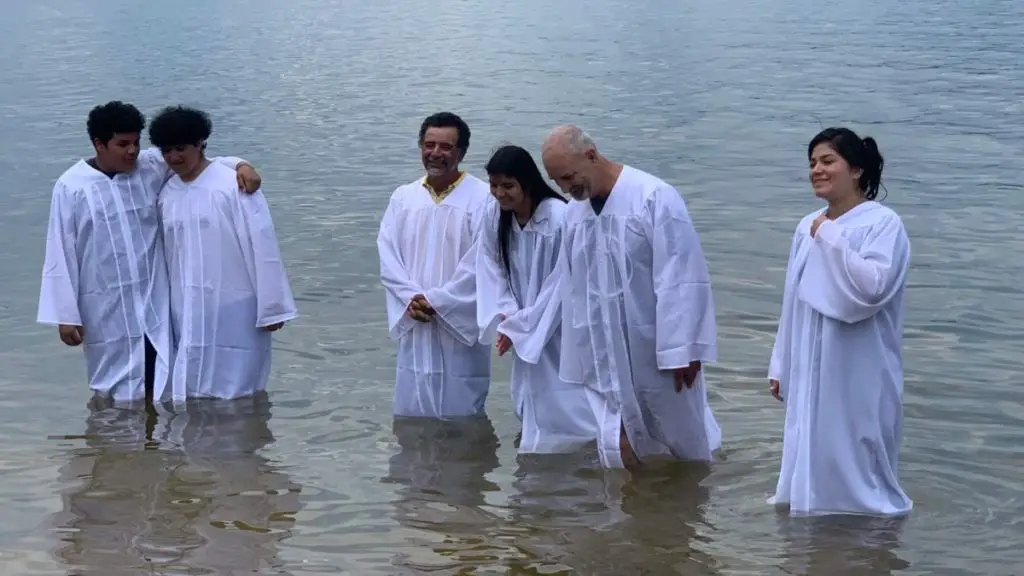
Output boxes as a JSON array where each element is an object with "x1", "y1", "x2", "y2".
[{"x1": 377, "y1": 112, "x2": 493, "y2": 418}]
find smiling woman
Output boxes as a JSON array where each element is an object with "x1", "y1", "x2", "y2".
[
  {"x1": 473, "y1": 145, "x2": 595, "y2": 455},
  {"x1": 767, "y1": 127, "x2": 913, "y2": 517}
]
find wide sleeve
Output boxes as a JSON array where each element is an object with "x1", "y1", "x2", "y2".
[
  {"x1": 768, "y1": 227, "x2": 802, "y2": 383},
  {"x1": 233, "y1": 190, "x2": 299, "y2": 327},
  {"x1": 556, "y1": 224, "x2": 585, "y2": 383},
  {"x1": 799, "y1": 215, "x2": 910, "y2": 324},
  {"x1": 475, "y1": 206, "x2": 519, "y2": 344},
  {"x1": 646, "y1": 188, "x2": 717, "y2": 369},
  {"x1": 376, "y1": 194, "x2": 424, "y2": 341},
  {"x1": 424, "y1": 200, "x2": 492, "y2": 347},
  {"x1": 37, "y1": 181, "x2": 82, "y2": 326},
  {"x1": 497, "y1": 228, "x2": 564, "y2": 364},
  {"x1": 212, "y1": 155, "x2": 248, "y2": 170},
  {"x1": 135, "y1": 147, "x2": 174, "y2": 191}
]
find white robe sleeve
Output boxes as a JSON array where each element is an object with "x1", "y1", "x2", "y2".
[
  {"x1": 232, "y1": 190, "x2": 298, "y2": 327},
  {"x1": 424, "y1": 202, "x2": 489, "y2": 348},
  {"x1": 801, "y1": 216, "x2": 910, "y2": 324},
  {"x1": 376, "y1": 195, "x2": 424, "y2": 341},
  {"x1": 647, "y1": 188, "x2": 717, "y2": 369},
  {"x1": 768, "y1": 227, "x2": 801, "y2": 383},
  {"x1": 37, "y1": 181, "x2": 82, "y2": 326},
  {"x1": 475, "y1": 208, "x2": 519, "y2": 344},
  {"x1": 498, "y1": 260, "x2": 563, "y2": 365},
  {"x1": 557, "y1": 225, "x2": 586, "y2": 384},
  {"x1": 768, "y1": 324, "x2": 785, "y2": 382},
  {"x1": 497, "y1": 220, "x2": 565, "y2": 365}
]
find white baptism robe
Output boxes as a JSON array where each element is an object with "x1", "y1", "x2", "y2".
[
  {"x1": 160, "y1": 162, "x2": 297, "y2": 401},
  {"x1": 768, "y1": 201, "x2": 913, "y2": 516},
  {"x1": 37, "y1": 148, "x2": 245, "y2": 403},
  {"x1": 557, "y1": 166, "x2": 722, "y2": 469},
  {"x1": 475, "y1": 198, "x2": 600, "y2": 453},
  {"x1": 377, "y1": 173, "x2": 493, "y2": 418}
]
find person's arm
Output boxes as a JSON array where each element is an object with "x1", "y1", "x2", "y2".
[
  {"x1": 768, "y1": 225, "x2": 803, "y2": 401},
  {"x1": 497, "y1": 252, "x2": 564, "y2": 364},
  {"x1": 497, "y1": 205, "x2": 568, "y2": 363},
  {"x1": 423, "y1": 199, "x2": 493, "y2": 347},
  {"x1": 647, "y1": 188, "x2": 717, "y2": 371},
  {"x1": 233, "y1": 189, "x2": 298, "y2": 329},
  {"x1": 800, "y1": 212, "x2": 910, "y2": 324},
  {"x1": 37, "y1": 181, "x2": 84, "y2": 345},
  {"x1": 377, "y1": 192, "x2": 426, "y2": 341},
  {"x1": 556, "y1": 220, "x2": 585, "y2": 384},
  {"x1": 137, "y1": 147, "x2": 262, "y2": 193},
  {"x1": 475, "y1": 204, "x2": 519, "y2": 344}
]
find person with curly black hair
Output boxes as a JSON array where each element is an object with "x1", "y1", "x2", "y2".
[
  {"x1": 37, "y1": 101, "x2": 263, "y2": 407},
  {"x1": 152, "y1": 105, "x2": 297, "y2": 401}
]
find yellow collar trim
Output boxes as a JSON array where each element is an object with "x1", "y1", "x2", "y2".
[{"x1": 422, "y1": 172, "x2": 466, "y2": 204}]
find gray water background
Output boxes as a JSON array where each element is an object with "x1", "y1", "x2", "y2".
[{"x1": 0, "y1": 0, "x2": 1022, "y2": 573}]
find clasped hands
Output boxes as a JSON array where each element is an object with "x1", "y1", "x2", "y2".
[{"x1": 407, "y1": 294, "x2": 436, "y2": 323}]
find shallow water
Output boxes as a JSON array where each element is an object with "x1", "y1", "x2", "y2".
[{"x1": 1, "y1": 0, "x2": 1022, "y2": 573}]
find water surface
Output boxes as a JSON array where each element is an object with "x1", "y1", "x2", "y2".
[{"x1": 1, "y1": 0, "x2": 1022, "y2": 573}]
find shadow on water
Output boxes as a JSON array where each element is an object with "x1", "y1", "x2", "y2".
[{"x1": 48, "y1": 393, "x2": 303, "y2": 575}]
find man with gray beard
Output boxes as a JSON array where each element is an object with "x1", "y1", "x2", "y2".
[{"x1": 538, "y1": 124, "x2": 721, "y2": 468}]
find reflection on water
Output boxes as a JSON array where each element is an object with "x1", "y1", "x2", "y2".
[
  {"x1": 382, "y1": 416, "x2": 503, "y2": 572},
  {"x1": 776, "y1": 514, "x2": 910, "y2": 576},
  {"x1": 509, "y1": 455, "x2": 720, "y2": 574},
  {"x1": 50, "y1": 393, "x2": 302, "y2": 575}
]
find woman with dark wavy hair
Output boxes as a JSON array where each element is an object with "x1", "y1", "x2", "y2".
[
  {"x1": 767, "y1": 127, "x2": 913, "y2": 517},
  {"x1": 475, "y1": 144, "x2": 598, "y2": 453}
]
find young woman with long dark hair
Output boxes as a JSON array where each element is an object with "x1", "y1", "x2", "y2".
[{"x1": 476, "y1": 144, "x2": 598, "y2": 453}]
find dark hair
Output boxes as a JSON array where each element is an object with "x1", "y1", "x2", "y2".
[
  {"x1": 485, "y1": 144, "x2": 567, "y2": 304},
  {"x1": 87, "y1": 101, "x2": 145, "y2": 145},
  {"x1": 148, "y1": 105, "x2": 213, "y2": 149},
  {"x1": 808, "y1": 127, "x2": 885, "y2": 200},
  {"x1": 418, "y1": 112, "x2": 470, "y2": 152}
]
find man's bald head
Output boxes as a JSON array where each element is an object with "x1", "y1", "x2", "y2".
[
  {"x1": 541, "y1": 125, "x2": 602, "y2": 200},
  {"x1": 541, "y1": 124, "x2": 597, "y2": 158}
]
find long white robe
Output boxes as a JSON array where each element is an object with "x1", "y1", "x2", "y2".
[
  {"x1": 557, "y1": 165, "x2": 722, "y2": 469},
  {"x1": 768, "y1": 201, "x2": 913, "y2": 516},
  {"x1": 37, "y1": 148, "x2": 244, "y2": 403},
  {"x1": 160, "y1": 162, "x2": 297, "y2": 401},
  {"x1": 475, "y1": 198, "x2": 600, "y2": 453},
  {"x1": 377, "y1": 174, "x2": 492, "y2": 418}
]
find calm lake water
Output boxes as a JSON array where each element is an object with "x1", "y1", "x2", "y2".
[{"x1": 1, "y1": 0, "x2": 1022, "y2": 573}]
